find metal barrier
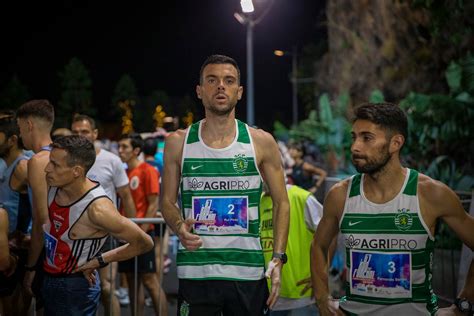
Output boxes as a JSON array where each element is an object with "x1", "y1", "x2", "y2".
[{"x1": 103, "y1": 217, "x2": 169, "y2": 316}]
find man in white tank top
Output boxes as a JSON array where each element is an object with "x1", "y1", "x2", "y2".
[
  {"x1": 42, "y1": 135, "x2": 153, "y2": 315},
  {"x1": 71, "y1": 113, "x2": 136, "y2": 315},
  {"x1": 161, "y1": 54, "x2": 290, "y2": 315},
  {"x1": 311, "y1": 103, "x2": 474, "y2": 316}
]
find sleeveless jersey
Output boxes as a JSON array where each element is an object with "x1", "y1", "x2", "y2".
[
  {"x1": 43, "y1": 182, "x2": 109, "y2": 275},
  {"x1": 177, "y1": 119, "x2": 264, "y2": 280},
  {"x1": 0, "y1": 154, "x2": 29, "y2": 233},
  {"x1": 339, "y1": 169, "x2": 437, "y2": 315},
  {"x1": 260, "y1": 185, "x2": 314, "y2": 299}
]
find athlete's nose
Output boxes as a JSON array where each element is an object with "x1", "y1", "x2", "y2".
[{"x1": 351, "y1": 138, "x2": 362, "y2": 154}]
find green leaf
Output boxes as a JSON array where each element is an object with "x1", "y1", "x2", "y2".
[
  {"x1": 445, "y1": 61, "x2": 462, "y2": 92},
  {"x1": 318, "y1": 93, "x2": 333, "y2": 125},
  {"x1": 369, "y1": 89, "x2": 385, "y2": 103}
]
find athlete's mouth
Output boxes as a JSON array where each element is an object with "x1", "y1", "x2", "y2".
[{"x1": 215, "y1": 94, "x2": 227, "y2": 100}]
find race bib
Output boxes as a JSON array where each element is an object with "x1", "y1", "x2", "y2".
[
  {"x1": 44, "y1": 230, "x2": 58, "y2": 267},
  {"x1": 192, "y1": 196, "x2": 248, "y2": 234},
  {"x1": 350, "y1": 250, "x2": 412, "y2": 299}
]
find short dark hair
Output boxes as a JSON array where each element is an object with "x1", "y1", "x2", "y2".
[
  {"x1": 120, "y1": 132, "x2": 144, "y2": 153},
  {"x1": 353, "y1": 102, "x2": 408, "y2": 140},
  {"x1": 199, "y1": 54, "x2": 241, "y2": 84},
  {"x1": 17, "y1": 100, "x2": 55, "y2": 125},
  {"x1": 143, "y1": 137, "x2": 158, "y2": 156},
  {"x1": 0, "y1": 110, "x2": 19, "y2": 139},
  {"x1": 51, "y1": 135, "x2": 96, "y2": 173},
  {"x1": 288, "y1": 142, "x2": 305, "y2": 156},
  {"x1": 72, "y1": 114, "x2": 96, "y2": 130}
]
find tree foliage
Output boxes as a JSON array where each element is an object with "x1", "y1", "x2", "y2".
[
  {"x1": 0, "y1": 75, "x2": 29, "y2": 110},
  {"x1": 58, "y1": 57, "x2": 93, "y2": 127}
]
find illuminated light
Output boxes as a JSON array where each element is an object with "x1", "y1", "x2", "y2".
[
  {"x1": 240, "y1": 0, "x2": 254, "y2": 13},
  {"x1": 274, "y1": 50, "x2": 284, "y2": 57}
]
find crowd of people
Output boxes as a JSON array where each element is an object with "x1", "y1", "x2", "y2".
[{"x1": 0, "y1": 54, "x2": 473, "y2": 316}]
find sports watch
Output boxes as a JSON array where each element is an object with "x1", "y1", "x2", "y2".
[
  {"x1": 272, "y1": 252, "x2": 288, "y2": 264},
  {"x1": 95, "y1": 253, "x2": 109, "y2": 268},
  {"x1": 455, "y1": 298, "x2": 473, "y2": 315}
]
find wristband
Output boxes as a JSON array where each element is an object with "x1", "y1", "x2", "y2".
[{"x1": 95, "y1": 253, "x2": 109, "y2": 268}]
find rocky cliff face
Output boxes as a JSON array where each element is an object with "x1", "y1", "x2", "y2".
[{"x1": 313, "y1": 0, "x2": 473, "y2": 105}]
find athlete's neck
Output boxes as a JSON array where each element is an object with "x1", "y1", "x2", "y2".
[
  {"x1": 56, "y1": 178, "x2": 96, "y2": 205},
  {"x1": 363, "y1": 160, "x2": 407, "y2": 203},
  {"x1": 201, "y1": 117, "x2": 236, "y2": 149},
  {"x1": 32, "y1": 134, "x2": 52, "y2": 153}
]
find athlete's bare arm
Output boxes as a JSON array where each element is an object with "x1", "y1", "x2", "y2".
[
  {"x1": 10, "y1": 159, "x2": 28, "y2": 193},
  {"x1": 23, "y1": 152, "x2": 50, "y2": 294},
  {"x1": 251, "y1": 128, "x2": 290, "y2": 309},
  {"x1": 420, "y1": 175, "x2": 474, "y2": 313},
  {"x1": 0, "y1": 208, "x2": 17, "y2": 276},
  {"x1": 77, "y1": 198, "x2": 154, "y2": 269},
  {"x1": 251, "y1": 128, "x2": 289, "y2": 254},
  {"x1": 160, "y1": 130, "x2": 202, "y2": 251},
  {"x1": 116, "y1": 184, "x2": 136, "y2": 218},
  {"x1": 311, "y1": 180, "x2": 348, "y2": 316},
  {"x1": 418, "y1": 175, "x2": 474, "y2": 250}
]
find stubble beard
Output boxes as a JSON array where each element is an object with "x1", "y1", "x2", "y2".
[
  {"x1": 207, "y1": 103, "x2": 236, "y2": 116},
  {"x1": 353, "y1": 143, "x2": 392, "y2": 175}
]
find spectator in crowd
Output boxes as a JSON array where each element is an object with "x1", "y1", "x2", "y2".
[
  {"x1": 118, "y1": 133, "x2": 167, "y2": 316},
  {"x1": 288, "y1": 142, "x2": 327, "y2": 195}
]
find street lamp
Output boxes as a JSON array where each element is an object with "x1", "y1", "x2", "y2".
[
  {"x1": 235, "y1": 0, "x2": 274, "y2": 126},
  {"x1": 234, "y1": 2, "x2": 255, "y2": 126},
  {"x1": 274, "y1": 46, "x2": 298, "y2": 126}
]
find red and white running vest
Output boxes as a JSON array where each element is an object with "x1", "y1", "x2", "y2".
[{"x1": 43, "y1": 183, "x2": 109, "y2": 274}]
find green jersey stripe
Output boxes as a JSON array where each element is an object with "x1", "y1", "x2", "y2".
[
  {"x1": 177, "y1": 250, "x2": 264, "y2": 265},
  {"x1": 349, "y1": 174, "x2": 361, "y2": 197}
]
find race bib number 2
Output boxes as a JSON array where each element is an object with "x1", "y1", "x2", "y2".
[
  {"x1": 192, "y1": 196, "x2": 248, "y2": 234},
  {"x1": 350, "y1": 250, "x2": 412, "y2": 299}
]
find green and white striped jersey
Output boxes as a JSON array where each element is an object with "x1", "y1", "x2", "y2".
[
  {"x1": 177, "y1": 119, "x2": 265, "y2": 280},
  {"x1": 339, "y1": 168, "x2": 438, "y2": 316}
]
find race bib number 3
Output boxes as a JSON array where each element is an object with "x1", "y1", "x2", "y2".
[
  {"x1": 350, "y1": 250, "x2": 412, "y2": 299},
  {"x1": 44, "y1": 231, "x2": 58, "y2": 267},
  {"x1": 192, "y1": 196, "x2": 248, "y2": 234}
]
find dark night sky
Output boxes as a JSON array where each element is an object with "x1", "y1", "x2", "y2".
[{"x1": 0, "y1": 0, "x2": 325, "y2": 131}]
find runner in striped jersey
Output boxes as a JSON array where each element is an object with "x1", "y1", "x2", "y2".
[
  {"x1": 311, "y1": 103, "x2": 474, "y2": 316},
  {"x1": 161, "y1": 54, "x2": 290, "y2": 315}
]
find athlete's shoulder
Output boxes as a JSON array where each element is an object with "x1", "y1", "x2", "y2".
[
  {"x1": 417, "y1": 172, "x2": 458, "y2": 205},
  {"x1": 87, "y1": 195, "x2": 116, "y2": 223},
  {"x1": 28, "y1": 150, "x2": 49, "y2": 168},
  {"x1": 248, "y1": 127, "x2": 276, "y2": 148},
  {"x1": 165, "y1": 128, "x2": 187, "y2": 146},
  {"x1": 327, "y1": 178, "x2": 350, "y2": 198}
]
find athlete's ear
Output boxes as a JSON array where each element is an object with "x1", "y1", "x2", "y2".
[
  {"x1": 237, "y1": 85, "x2": 243, "y2": 100},
  {"x1": 390, "y1": 134, "x2": 405, "y2": 153},
  {"x1": 72, "y1": 165, "x2": 83, "y2": 178},
  {"x1": 27, "y1": 118, "x2": 34, "y2": 131},
  {"x1": 196, "y1": 85, "x2": 202, "y2": 100}
]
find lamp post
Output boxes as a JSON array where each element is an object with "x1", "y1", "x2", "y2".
[
  {"x1": 235, "y1": 0, "x2": 273, "y2": 126},
  {"x1": 274, "y1": 46, "x2": 298, "y2": 126},
  {"x1": 234, "y1": 0, "x2": 255, "y2": 126}
]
